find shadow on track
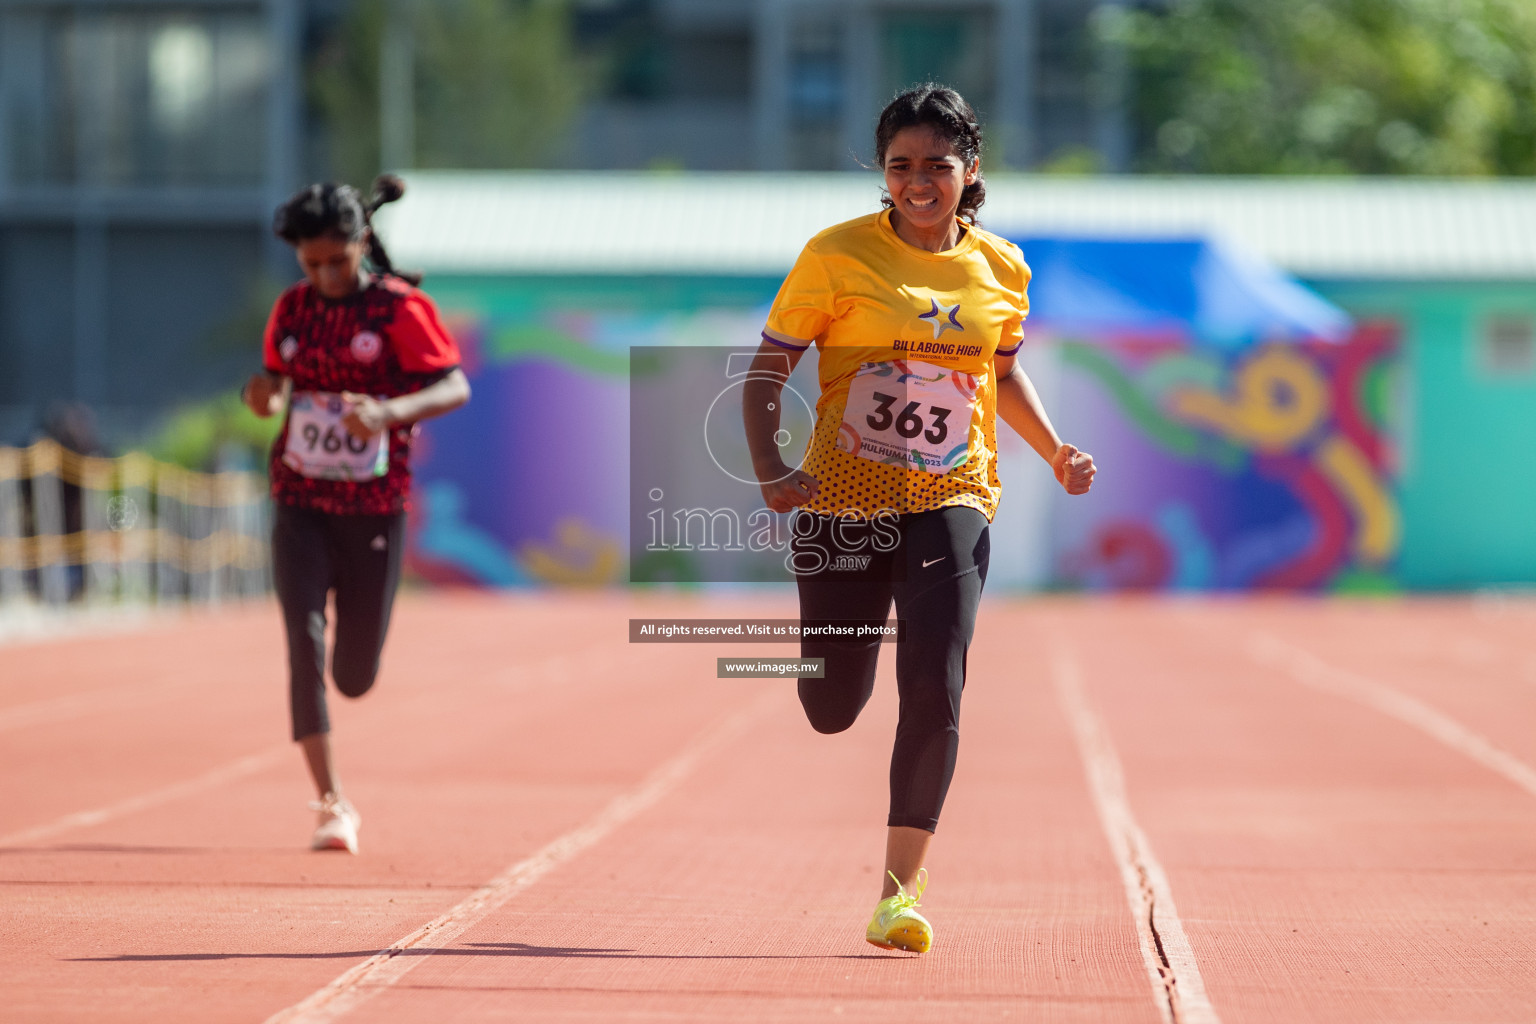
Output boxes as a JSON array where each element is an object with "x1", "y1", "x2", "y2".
[
  {"x1": 72, "y1": 942, "x2": 895, "y2": 963},
  {"x1": 0, "y1": 844, "x2": 249, "y2": 855}
]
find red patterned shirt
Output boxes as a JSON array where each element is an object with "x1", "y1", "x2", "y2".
[{"x1": 262, "y1": 275, "x2": 461, "y2": 516}]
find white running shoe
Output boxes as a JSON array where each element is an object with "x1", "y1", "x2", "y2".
[{"x1": 309, "y1": 794, "x2": 361, "y2": 854}]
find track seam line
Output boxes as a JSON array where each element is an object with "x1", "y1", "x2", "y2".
[
  {"x1": 0, "y1": 678, "x2": 202, "y2": 734},
  {"x1": 0, "y1": 746, "x2": 288, "y2": 847},
  {"x1": 1251, "y1": 632, "x2": 1536, "y2": 799},
  {"x1": 0, "y1": 647, "x2": 670, "y2": 847},
  {"x1": 1053, "y1": 652, "x2": 1222, "y2": 1024},
  {"x1": 260, "y1": 689, "x2": 783, "y2": 1024}
]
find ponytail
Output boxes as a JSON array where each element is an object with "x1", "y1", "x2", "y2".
[
  {"x1": 272, "y1": 174, "x2": 422, "y2": 284},
  {"x1": 362, "y1": 174, "x2": 421, "y2": 285}
]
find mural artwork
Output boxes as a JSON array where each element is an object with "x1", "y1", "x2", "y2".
[
  {"x1": 403, "y1": 281, "x2": 1399, "y2": 593},
  {"x1": 404, "y1": 290, "x2": 773, "y2": 587},
  {"x1": 1048, "y1": 325, "x2": 1400, "y2": 591}
]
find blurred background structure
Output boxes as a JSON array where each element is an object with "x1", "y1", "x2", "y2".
[
  {"x1": 3, "y1": 0, "x2": 1536, "y2": 605},
  {"x1": 382, "y1": 174, "x2": 1536, "y2": 593}
]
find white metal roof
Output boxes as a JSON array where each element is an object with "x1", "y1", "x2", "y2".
[{"x1": 375, "y1": 171, "x2": 1536, "y2": 280}]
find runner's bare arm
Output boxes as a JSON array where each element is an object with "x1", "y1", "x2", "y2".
[
  {"x1": 742, "y1": 336, "x2": 821, "y2": 513},
  {"x1": 992, "y1": 352, "x2": 1096, "y2": 495},
  {"x1": 340, "y1": 367, "x2": 471, "y2": 440},
  {"x1": 243, "y1": 372, "x2": 289, "y2": 418}
]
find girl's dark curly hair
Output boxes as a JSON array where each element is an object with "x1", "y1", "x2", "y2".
[
  {"x1": 272, "y1": 174, "x2": 421, "y2": 285},
  {"x1": 875, "y1": 84, "x2": 986, "y2": 225}
]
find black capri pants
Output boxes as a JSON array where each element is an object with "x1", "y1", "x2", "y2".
[
  {"x1": 271, "y1": 503, "x2": 406, "y2": 741},
  {"x1": 792, "y1": 505, "x2": 990, "y2": 833}
]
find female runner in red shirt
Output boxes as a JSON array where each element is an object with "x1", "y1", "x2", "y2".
[{"x1": 243, "y1": 175, "x2": 470, "y2": 854}]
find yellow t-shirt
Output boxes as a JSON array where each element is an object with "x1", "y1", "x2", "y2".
[{"x1": 763, "y1": 209, "x2": 1031, "y2": 521}]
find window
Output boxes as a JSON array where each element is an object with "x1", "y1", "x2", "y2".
[
  {"x1": 787, "y1": 17, "x2": 843, "y2": 171},
  {"x1": 879, "y1": 9, "x2": 995, "y2": 120},
  {"x1": 1, "y1": 8, "x2": 271, "y2": 188},
  {"x1": 1478, "y1": 315, "x2": 1536, "y2": 378}
]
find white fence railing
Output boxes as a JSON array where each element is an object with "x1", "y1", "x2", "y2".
[{"x1": 0, "y1": 440, "x2": 271, "y2": 608}]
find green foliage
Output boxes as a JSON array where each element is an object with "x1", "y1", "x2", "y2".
[
  {"x1": 1330, "y1": 568, "x2": 1400, "y2": 594},
  {"x1": 1037, "y1": 145, "x2": 1105, "y2": 175},
  {"x1": 311, "y1": 0, "x2": 586, "y2": 184},
  {"x1": 1113, "y1": 0, "x2": 1536, "y2": 174},
  {"x1": 310, "y1": 2, "x2": 388, "y2": 184},
  {"x1": 145, "y1": 392, "x2": 282, "y2": 472},
  {"x1": 199, "y1": 276, "x2": 288, "y2": 361}
]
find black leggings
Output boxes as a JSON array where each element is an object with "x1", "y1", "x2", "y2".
[
  {"x1": 793, "y1": 505, "x2": 989, "y2": 833},
  {"x1": 271, "y1": 503, "x2": 406, "y2": 741}
]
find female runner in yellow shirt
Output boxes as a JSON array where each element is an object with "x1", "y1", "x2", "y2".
[{"x1": 743, "y1": 84, "x2": 1096, "y2": 954}]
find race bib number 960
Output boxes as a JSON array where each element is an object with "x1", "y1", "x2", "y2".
[
  {"x1": 836, "y1": 360, "x2": 977, "y2": 474},
  {"x1": 282, "y1": 391, "x2": 388, "y2": 481}
]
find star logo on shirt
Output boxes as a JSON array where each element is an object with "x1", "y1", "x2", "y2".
[{"x1": 918, "y1": 299, "x2": 964, "y2": 340}]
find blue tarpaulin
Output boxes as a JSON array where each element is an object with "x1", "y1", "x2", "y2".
[{"x1": 1010, "y1": 235, "x2": 1352, "y2": 346}]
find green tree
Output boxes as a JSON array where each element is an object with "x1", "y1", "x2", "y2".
[
  {"x1": 1112, "y1": 0, "x2": 1536, "y2": 174},
  {"x1": 310, "y1": 0, "x2": 586, "y2": 184}
]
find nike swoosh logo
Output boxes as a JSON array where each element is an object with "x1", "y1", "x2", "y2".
[{"x1": 922, "y1": 557, "x2": 945, "y2": 568}]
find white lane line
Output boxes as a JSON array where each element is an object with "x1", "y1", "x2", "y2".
[
  {"x1": 1053, "y1": 652, "x2": 1222, "y2": 1024},
  {"x1": 0, "y1": 678, "x2": 199, "y2": 734},
  {"x1": 1251, "y1": 632, "x2": 1536, "y2": 799},
  {"x1": 0, "y1": 746, "x2": 287, "y2": 847},
  {"x1": 262, "y1": 690, "x2": 782, "y2": 1024},
  {"x1": 0, "y1": 645, "x2": 664, "y2": 843}
]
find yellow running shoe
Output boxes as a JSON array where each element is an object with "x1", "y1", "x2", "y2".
[{"x1": 865, "y1": 869, "x2": 931, "y2": 952}]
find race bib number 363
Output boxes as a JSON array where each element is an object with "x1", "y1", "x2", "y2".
[
  {"x1": 282, "y1": 391, "x2": 388, "y2": 481},
  {"x1": 836, "y1": 360, "x2": 977, "y2": 474}
]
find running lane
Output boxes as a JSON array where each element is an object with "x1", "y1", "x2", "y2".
[
  {"x1": 9, "y1": 595, "x2": 1534, "y2": 1022},
  {"x1": 1, "y1": 593, "x2": 758, "y2": 1021},
  {"x1": 1043, "y1": 597, "x2": 1536, "y2": 1024},
  {"x1": 284, "y1": 599, "x2": 1160, "y2": 1024},
  {"x1": 0, "y1": 592, "x2": 1157, "y2": 1024}
]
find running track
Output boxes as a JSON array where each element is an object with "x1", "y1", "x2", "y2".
[{"x1": 3, "y1": 592, "x2": 1535, "y2": 1023}]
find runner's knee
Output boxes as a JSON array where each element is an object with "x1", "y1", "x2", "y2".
[
  {"x1": 332, "y1": 661, "x2": 379, "y2": 699},
  {"x1": 798, "y1": 646, "x2": 879, "y2": 733},
  {"x1": 799, "y1": 691, "x2": 861, "y2": 734}
]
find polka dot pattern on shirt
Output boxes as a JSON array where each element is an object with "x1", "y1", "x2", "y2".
[{"x1": 798, "y1": 378, "x2": 1003, "y2": 521}]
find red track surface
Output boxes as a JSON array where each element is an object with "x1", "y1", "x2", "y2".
[{"x1": 3, "y1": 592, "x2": 1535, "y2": 1022}]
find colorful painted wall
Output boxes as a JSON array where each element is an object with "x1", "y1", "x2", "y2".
[
  {"x1": 1310, "y1": 280, "x2": 1536, "y2": 589},
  {"x1": 404, "y1": 275, "x2": 781, "y2": 587},
  {"x1": 1043, "y1": 327, "x2": 1400, "y2": 591},
  {"x1": 403, "y1": 271, "x2": 1536, "y2": 592}
]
